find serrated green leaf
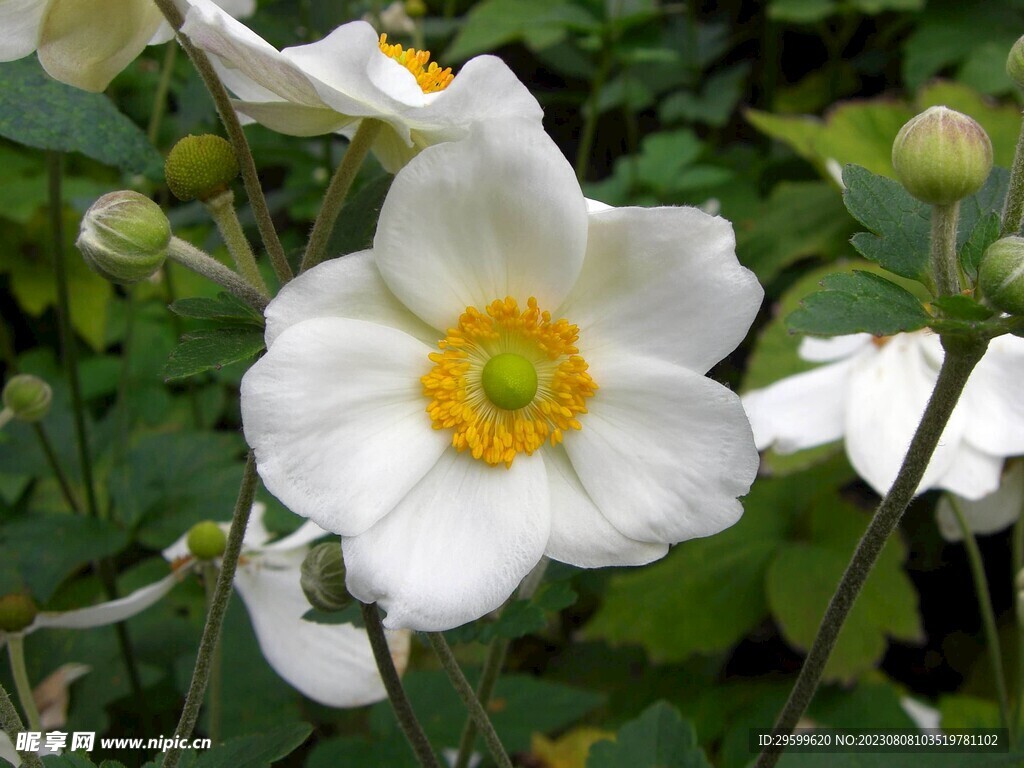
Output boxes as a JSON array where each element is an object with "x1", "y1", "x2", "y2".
[
  {"x1": 960, "y1": 212, "x2": 1002, "y2": 279},
  {"x1": 787, "y1": 271, "x2": 930, "y2": 336},
  {"x1": 164, "y1": 327, "x2": 265, "y2": 382},
  {"x1": 0, "y1": 58, "x2": 161, "y2": 175},
  {"x1": 587, "y1": 702, "x2": 712, "y2": 768},
  {"x1": 192, "y1": 724, "x2": 311, "y2": 768},
  {"x1": 168, "y1": 293, "x2": 264, "y2": 326}
]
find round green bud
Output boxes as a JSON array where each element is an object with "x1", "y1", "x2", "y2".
[
  {"x1": 1008, "y1": 36, "x2": 1024, "y2": 90},
  {"x1": 77, "y1": 191, "x2": 170, "y2": 284},
  {"x1": 186, "y1": 520, "x2": 227, "y2": 561},
  {"x1": 300, "y1": 542, "x2": 350, "y2": 612},
  {"x1": 0, "y1": 593, "x2": 38, "y2": 633},
  {"x1": 980, "y1": 236, "x2": 1024, "y2": 316},
  {"x1": 892, "y1": 106, "x2": 993, "y2": 206},
  {"x1": 2, "y1": 374, "x2": 52, "y2": 422},
  {"x1": 405, "y1": 0, "x2": 427, "y2": 17},
  {"x1": 481, "y1": 353, "x2": 538, "y2": 411},
  {"x1": 165, "y1": 135, "x2": 240, "y2": 202}
]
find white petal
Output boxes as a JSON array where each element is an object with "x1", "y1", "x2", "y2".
[
  {"x1": 374, "y1": 120, "x2": 588, "y2": 331},
  {"x1": 0, "y1": 0, "x2": 46, "y2": 61},
  {"x1": 542, "y1": 445, "x2": 668, "y2": 567},
  {"x1": 742, "y1": 357, "x2": 854, "y2": 453},
  {"x1": 240, "y1": 317, "x2": 449, "y2": 536},
  {"x1": 564, "y1": 353, "x2": 758, "y2": 544},
  {"x1": 36, "y1": 0, "x2": 164, "y2": 91},
  {"x1": 558, "y1": 206, "x2": 761, "y2": 375},
  {"x1": 264, "y1": 250, "x2": 440, "y2": 349},
  {"x1": 28, "y1": 572, "x2": 180, "y2": 633},
  {"x1": 933, "y1": 442, "x2": 1003, "y2": 501},
  {"x1": 0, "y1": 731, "x2": 21, "y2": 768},
  {"x1": 936, "y1": 461, "x2": 1024, "y2": 541},
  {"x1": 799, "y1": 333, "x2": 873, "y2": 362},
  {"x1": 901, "y1": 697, "x2": 941, "y2": 730},
  {"x1": 961, "y1": 334, "x2": 1024, "y2": 456},
  {"x1": 233, "y1": 549, "x2": 405, "y2": 707},
  {"x1": 343, "y1": 450, "x2": 550, "y2": 631},
  {"x1": 230, "y1": 100, "x2": 354, "y2": 137}
]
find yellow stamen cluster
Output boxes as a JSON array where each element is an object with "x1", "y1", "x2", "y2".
[
  {"x1": 378, "y1": 34, "x2": 454, "y2": 94},
  {"x1": 422, "y1": 297, "x2": 597, "y2": 467}
]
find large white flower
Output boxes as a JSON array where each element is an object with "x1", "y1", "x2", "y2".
[
  {"x1": 179, "y1": 0, "x2": 543, "y2": 171},
  {"x1": 239, "y1": 120, "x2": 763, "y2": 631},
  {"x1": 0, "y1": 0, "x2": 255, "y2": 92},
  {"x1": 743, "y1": 331, "x2": 1024, "y2": 499},
  {"x1": 162, "y1": 504, "x2": 409, "y2": 708}
]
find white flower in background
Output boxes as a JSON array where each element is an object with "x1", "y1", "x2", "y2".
[
  {"x1": 0, "y1": 0, "x2": 255, "y2": 92},
  {"x1": 179, "y1": 0, "x2": 543, "y2": 171},
  {"x1": 163, "y1": 504, "x2": 410, "y2": 707},
  {"x1": 743, "y1": 331, "x2": 1024, "y2": 499},
  {"x1": 936, "y1": 461, "x2": 1024, "y2": 542},
  {"x1": 240, "y1": 120, "x2": 763, "y2": 631}
]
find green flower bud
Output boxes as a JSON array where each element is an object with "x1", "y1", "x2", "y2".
[
  {"x1": 77, "y1": 191, "x2": 170, "y2": 284},
  {"x1": 300, "y1": 542, "x2": 350, "y2": 612},
  {"x1": 405, "y1": 0, "x2": 427, "y2": 17},
  {"x1": 165, "y1": 135, "x2": 240, "y2": 202},
  {"x1": 980, "y1": 236, "x2": 1024, "y2": 316},
  {"x1": 0, "y1": 593, "x2": 38, "y2": 633},
  {"x1": 1008, "y1": 35, "x2": 1024, "y2": 90},
  {"x1": 2, "y1": 374, "x2": 52, "y2": 422},
  {"x1": 892, "y1": 106, "x2": 993, "y2": 206},
  {"x1": 186, "y1": 520, "x2": 227, "y2": 561}
]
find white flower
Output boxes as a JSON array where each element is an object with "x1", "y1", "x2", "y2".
[
  {"x1": 936, "y1": 461, "x2": 1024, "y2": 542},
  {"x1": 179, "y1": 0, "x2": 543, "y2": 171},
  {"x1": 162, "y1": 504, "x2": 410, "y2": 708},
  {"x1": 0, "y1": 0, "x2": 255, "y2": 92},
  {"x1": 239, "y1": 120, "x2": 763, "y2": 631},
  {"x1": 743, "y1": 331, "x2": 1024, "y2": 499}
]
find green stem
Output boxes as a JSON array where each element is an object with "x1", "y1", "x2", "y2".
[
  {"x1": 162, "y1": 452, "x2": 258, "y2": 768},
  {"x1": 1002, "y1": 119, "x2": 1024, "y2": 237},
  {"x1": 153, "y1": 0, "x2": 293, "y2": 287},
  {"x1": 300, "y1": 119, "x2": 383, "y2": 273},
  {"x1": 31, "y1": 423, "x2": 81, "y2": 513},
  {"x1": 756, "y1": 337, "x2": 988, "y2": 768},
  {"x1": 165, "y1": 237, "x2": 269, "y2": 312},
  {"x1": 0, "y1": 681, "x2": 43, "y2": 768},
  {"x1": 202, "y1": 562, "x2": 223, "y2": 744},
  {"x1": 148, "y1": 43, "x2": 179, "y2": 146},
  {"x1": 948, "y1": 496, "x2": 1013, "y2": 742},
  {"x1": 359, "y1": 602, "x2": 441, "y2": 768},
  {"x1": 930, "y1": 202, "x2": 962, "y2": 297},
  {"x1": 426, "y1": 632, "x2": 513, "y2": 768},
  {"x1": 7, "y1": 636, "x2": 40, "y2": 732},
  {"x1": 204, "y1": 191, "x2": 269, "y2": 297}
]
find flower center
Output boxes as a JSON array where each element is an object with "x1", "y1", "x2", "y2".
[
  {"x1": 422, "y1": 297, "x2": 598, "y2": 467},
  {"x1": 378, "y1": 34, "x2": 454, "y2": 94}
]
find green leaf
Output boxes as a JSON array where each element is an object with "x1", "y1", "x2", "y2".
[
  {"x1": 932, "y1": 295, "x2": 995, "y2": 322},
  {"x1": 164, "y1": 327, "x2": 265, "y2": 382},
  {"x1": 301, "y1": 602, "x2": 364, "y2": 626},
  {"x1": 169, "y1": 293, "x2": 264, "y2": 326},
  {"x1": 768, "y1": 0, "x2": 836, "y2": 23},
  {"x1": 445, "y1": 0, "x2": 598, "y2": 61},
  {"x1": 444, "y1": 580, "x2": 578, "y2": 644},
  {"x1": 787, "y1": 271, "x2": 930, "y2": 336},
  {"x1": 959, "y1": 212, "x2": 1001, "y2": 280},
  {"x1": 0, "y1": 58, "x2": 161, "y2": 175},
  {"x1": 587, "y1": 701, "x2": 712, "y2": 768},
  {"x1": 306, "y1": 736, "x2": 417, "y2": 768},
  {"x1": 325, "y1": 173, "x2": 393, "y2": 258},
  {"x1": 192, "y1": 724, "x2": 311, "y2": 768}
]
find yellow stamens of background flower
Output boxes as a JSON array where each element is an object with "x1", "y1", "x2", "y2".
[
  {"x1": 378, "y1": 33, "x2": 454, "y2": 94},
  {"x1": 422, "y1": 297, "x2": 597, "y2": 468}
]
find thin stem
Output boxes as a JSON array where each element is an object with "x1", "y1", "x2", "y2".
[
  {"x1": 204, "y1": 191, "x2": 269, "y2": 297},
  {"x1": 162, "y1": 452, "x2": 258, "y2": 768},
  {"x1": 153, "y1": 0, "x2": 292, "y2": 286},
  {"x1": 0, "y1": 681, "x2": 43, "y2": 768},
  {"x1": 930, "y1": 202, "x2": 962, "y2": 297},
  {"x1": 7, "y1": 636, "x2": 40, "y2": 732},
  {"x1": 202, "y1": 562, "x2": 223, "y2": 744},
  {"x1": 31, "y1": 423, "x2": 81, "y2": 513},
  {"x1": 359, "y1": 602, "x2": 441, "y2": 768},
  {"x1": 148, "y1": 43, "x2": 179, "y2": 145},
  {"x1": 948, "y1": 496, "x2": 1013, "y2": 741},
  {"x1": 166, "y1": 237, "x2": 269, "y2": 312},
  {"x1": 1002, "y1": 119, "x2": 1024, "y2": 237},
  {"x1": 300, "y1": 119, "x2": 383, "y2": 273},
  {"x1": 575, "y1": 39, "x2": 613, "y2": 183},
  {"x1": 426, "y1": 632, "x2": 513, "y2": 768},
  {"x1": 756, "y1": 337, "x2": 988, "y2": 768}
]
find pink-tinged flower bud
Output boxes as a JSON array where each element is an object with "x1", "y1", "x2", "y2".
[
  {"x1": 980, "y1": 236, "x2": 1024, "y2": 316},
  {"x1": 300, "y1": 542, "x2": 350, "y2": 612},
  {"x1": 165, "y1": 135, "x2": 239, "y2": 202},
  {"x1": 0, "y1": 593, "x2": 37, "y2": 633},
  {"x1": 892, "y1": 106, "x2": 993, "y2": 206},
  {"x1": 186, "y1": 520, "x2": 227, "y2": 561},
  {"x1": 1008, "y1": 35, "x2": 1024, "y2": 90},
  {"x1": 3, "y1": 374, "x2": 52, "y2": 422},
  {"x1": 77, "y1": 191, "x2": 170, "y2": 284}
]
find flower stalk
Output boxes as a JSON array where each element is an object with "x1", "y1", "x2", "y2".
[
  {"x1": 166, "y1": 237, "x2": 269, "y2": 312},
  {"x1": 204, "y1": 190, "x2": 270, "y2": 297},
  {"x1": 31, "y1": 423, "x2": 81, "y2": 514},
  {"x1": 0, "y1": 682, "x2": 43, "y2": 768},
  {"x1": 6, "y1": 636, "x2": 40, "y2": 732},
  {"x1": 931, "y1": 202, "x2": 962, "y2": 297},
  {"x1": 202, "y1": 562, "x2": 224, "y2": 744}
]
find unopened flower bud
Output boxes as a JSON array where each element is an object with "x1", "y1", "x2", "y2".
[
  {"x1": 300, "y1": 542, "x2": 350, "y2": 612},
  {"x1": 3, "y1": 374, "x2": 52, "y2": 422},
  {"x1": 980, "y1": 236, "x2": 1024, "y2": 316},
  {"x1": 186, "y1": 520, "x2": 227, "y2": 561},
  {"x1": 405, "y1": 0, "x2": 427, "y2": 17},
  {"x1": 0, "y1": 593, "x2": 38, "y2": 633},
  {"x1": 77, "y1": 191, "x2": 170, "y2": 283},
  {"x1": 165, "y1": 135, "x2": 239, "y2": 202},
  {"x1": 892, "y1": 106, "x2": 993, "y2": 206},
  {"x1": 1008, "y1": 36, "x2": 1024, "y2": 90}
]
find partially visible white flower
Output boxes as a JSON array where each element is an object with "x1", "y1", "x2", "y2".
[
  {"x1": 179, "y1": 0, "x2": 542, "y2": 171},
  {"x1": 936, "y1": 461, "x2": 1024, "y2": 542},
  {"x1": 0, "y1": 0, "x2": 255, "y2": 92},
  {"x1": 743, "y1": 331, "x2": 1024, "y2": 499},
  {"x1": 163, "y1": 504, "x2": 410, "y2": 708}
]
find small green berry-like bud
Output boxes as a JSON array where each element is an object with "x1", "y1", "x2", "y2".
[
  {"x1": 186, "y1": 520, "x2": 227, "y2": 561},
  {"x1": 892, "y1": 106, "x2": 993, "y2": 206},
  {"x1": 165, "y1": 135, "x2": 239, "y2": 202},
  {"x1": 1008, "y1": 35, "x2": 1024, "y2": 90},
  {"x1": 300, "y1": 542, "x2": 350, "y2": 612},
  {"x1": 3, "y1": 374, "x2": 52, "y2": 422},
  {"x1": 0, "y1": 593, "x2": 38, "y2": 633},
  {"x1": 77, "y1": 191, "x2": 170, "y2": 284},
  {"x1": 980, "y1": 236, "x2": 1024, "y2": 316}
]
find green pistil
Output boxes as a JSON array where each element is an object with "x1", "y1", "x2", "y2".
[{"x1": 481, "y1": 353, "x2": 538, "y2": 411}]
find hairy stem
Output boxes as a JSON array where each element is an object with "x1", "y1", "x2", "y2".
[
  {"x1": 930, "y1": 202, "x2": 962, "y2": 297},
  {"x1": 1003, "y1": 119, "x2": 1024, "y2": 237},
  {"x1": 0, "y1": 681, "x2": 43, "y2": 768},
  {"x1": 148, "y1": 43, "x2": 179, "y2": 145},
  {"x1": 202, "y1": 562, "x2": 223, "y2": 744},
  {"x1": 166, "y1": 238, "x2": 269, "y2": 312},
  {"x1": 205, "y1": 191, "x2": 269, "y2": 297}
]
